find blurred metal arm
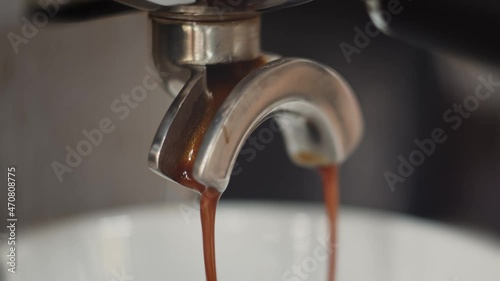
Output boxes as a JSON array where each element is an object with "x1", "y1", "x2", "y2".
[{"x1": 366, "y1": 0, "x2": 500, "y2": 63}]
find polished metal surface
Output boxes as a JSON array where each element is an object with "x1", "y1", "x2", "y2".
[
  {"x1": 148, "y1": 65, "x2": 206, "y2": 179},
  {"x1": 144, "y1": 0, "x2": 362, "y2": 193},
  {"x1": 118, "y1": 0, "x2": 314, "y2": 12},
  {"x1": 149, "y1": 58, "x2": 364, "y2": 192},
  {"x1": 152, "y1": 15, "x2": 261, "y2": 65},
  {"x1": 150, "y1": 13, "x2": 260, "y2": 97},
  {"x1": 115, "y1": 0, "x2": 194, "y2": 11}
]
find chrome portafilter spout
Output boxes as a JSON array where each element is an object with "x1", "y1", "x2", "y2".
[
  {"x1": 149, "y1": 56, "x2": 364, "y2": 192},
  {"x1": 183, "y1": 58, "x2": 364, "y2": 191},
  {"x1": 121, "y1": 1, "x2": 365, "y2": 193}
]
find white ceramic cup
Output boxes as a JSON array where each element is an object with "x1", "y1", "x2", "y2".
[{"x1": 3, "y1": 202, "x2": 500, "y2": 281}]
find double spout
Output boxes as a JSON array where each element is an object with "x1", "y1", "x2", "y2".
[{"x1": 147, "y1": 10, "x2": 364, "y2": 193}]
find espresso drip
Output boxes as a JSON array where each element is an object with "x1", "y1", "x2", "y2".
[
  {"x1": 168, "y1": 58, "x2": 340, "y2": 281},
  {"x1": 200, "y1": 188, "x2": 222, "y2": 281},
  {"x1": 320, "y1": 165, "x2": 339, "y2": 281},
  {"x1": 168, "y1": 58, "x2": 265, "y2": 281}
]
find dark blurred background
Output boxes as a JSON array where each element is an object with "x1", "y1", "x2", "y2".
[{"x1": 1, "y1": 0, "x2": 499, "y2": 237}]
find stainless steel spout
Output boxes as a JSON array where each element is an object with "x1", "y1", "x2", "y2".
[
  {"x1": 149, "y1": 57, "x2": 363, "y2": 192},
  {"x1": 192, "y1": 58, "x2": 363, "y2": 191},
  {"x1": 144, "y1": 4, "x2": 363, "y2": 193}
]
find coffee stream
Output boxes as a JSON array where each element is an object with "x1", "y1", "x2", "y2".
[
  {"x1": 320, "y1": 165, "x2": 339, "y2": 281},
  {"x1": 169, "y1": 58, "x2": 266, "y2": 281},
  {"x1": 170, "y1": 59, "x2": 340, "y2": 281},
  {"x1": 197, "y1": 166, "x2": 339, "y2": 281},
  {"x1": 200, "y1": 188, "x2": 222, "y2": 281}
]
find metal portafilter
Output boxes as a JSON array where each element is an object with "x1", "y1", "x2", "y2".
[{"x1": 112, "y1": 0, "x2": 365, "y2": 193}]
